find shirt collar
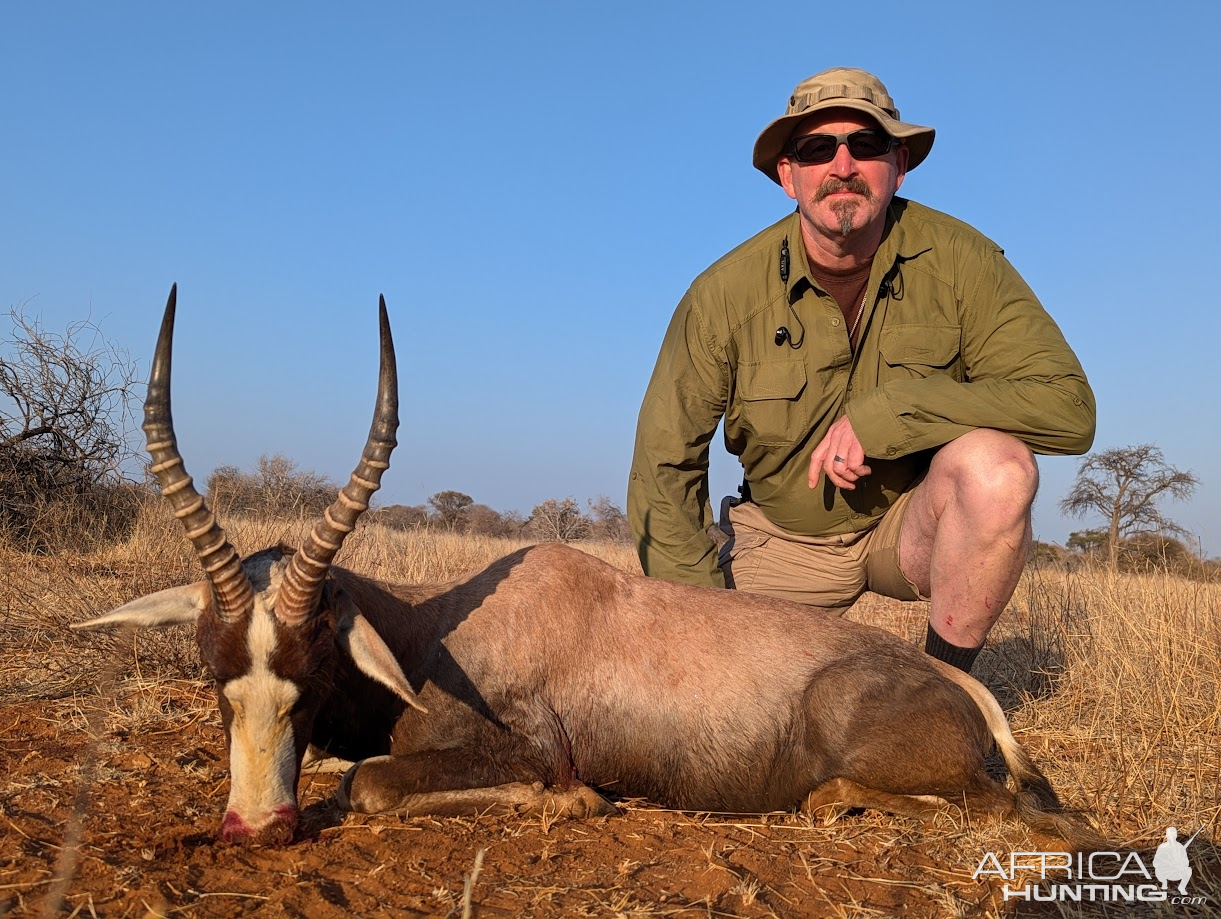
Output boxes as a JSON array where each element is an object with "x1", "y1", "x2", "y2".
[
  {"x1": 782, "y1": 211, "x2": 812, "y2": 304},
  {"x1": 782, "y1": 197, "x2": 926, "y2": 304}
]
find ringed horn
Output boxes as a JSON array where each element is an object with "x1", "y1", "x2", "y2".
[
  {"x1": 274, "y1": 293, "x2": 398, "y2": 625},
  {"x1": 144, "y1": 284, "x2": 399, "y2": 626},
  {"x1": 144, "y1": 284, "x2": 255, "y2": 622}
]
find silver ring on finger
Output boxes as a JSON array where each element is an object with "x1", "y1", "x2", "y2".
[{"x1": 833, "y1": 455, "x2": 846, "y2": 463}]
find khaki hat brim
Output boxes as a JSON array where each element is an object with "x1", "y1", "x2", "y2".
[{"x1": 752, "y1": 99, "x2": 935, "y2": 185}]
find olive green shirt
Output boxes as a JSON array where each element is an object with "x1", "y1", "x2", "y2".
[{"x1": 628, "y1": 198, "x2": 1096, "y2": 587}]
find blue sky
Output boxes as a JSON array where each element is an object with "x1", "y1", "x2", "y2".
[{"x1": 3, "y1": 2, "x2": 1218, "y2": 556}]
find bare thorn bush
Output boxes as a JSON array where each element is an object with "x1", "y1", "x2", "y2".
[{"x1": 0, "y1": 305, "x2": 143, "y2": 552}]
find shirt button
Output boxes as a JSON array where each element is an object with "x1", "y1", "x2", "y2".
[
  {"x1": 831, "y1": 318, "x2": 841, "y2": 326},
  {"x1": 886, "y1": 447, "x2": 897, "y2": 456}
]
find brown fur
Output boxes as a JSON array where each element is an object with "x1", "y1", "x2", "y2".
[{"x1": 291, "y1": 542, "x2": 1100, "y2": 847}]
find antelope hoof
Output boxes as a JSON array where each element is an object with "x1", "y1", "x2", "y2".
[
  {"x1": 567, "y1": 784, "x2": 618, "y2": 818},
  {"x1": 811, "y1": 802, "x2": 850, "y2": 826}
]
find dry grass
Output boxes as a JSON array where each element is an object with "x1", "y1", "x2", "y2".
[
  {"x1": 1, "y1": 502, "x2": 1217, "y2": 917},
  {"x1": 0, "y1": 501, "x2": 638, "y2": 701}
]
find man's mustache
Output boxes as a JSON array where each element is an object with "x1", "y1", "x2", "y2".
[{"x1": 816, "y1": 178, "x2": 872, "y2": 201}]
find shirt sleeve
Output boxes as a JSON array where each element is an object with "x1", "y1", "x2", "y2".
[
  {"x1": 628, "y1": 290, "x2": 728, "y2": 587},
  {"x1": 846, "y1": 248, "x2": 1096, "y2": 458}
]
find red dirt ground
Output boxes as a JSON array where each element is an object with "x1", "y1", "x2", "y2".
[{"x1": 2, "y1": 684, "x2": 1152, "y2": 919}]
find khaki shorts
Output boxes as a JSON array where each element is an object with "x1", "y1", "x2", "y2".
[{"x1": 717, "y1": 494, "x2": 925, "y2": 609}]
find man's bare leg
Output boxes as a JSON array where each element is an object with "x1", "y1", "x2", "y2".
[{"x1": 898, "y1": 429, "x2": 1037, "y2": 665}]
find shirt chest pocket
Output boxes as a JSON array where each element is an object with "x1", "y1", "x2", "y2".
[
  {"x1": 879, "y1": 325, "x2": 964, "y2": 382},
  {"x1": 735, "y1": 359, "x2": 808, "y2": 446}
]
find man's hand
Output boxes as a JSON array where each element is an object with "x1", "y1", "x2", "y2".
[{"x1": 808, "y1": 416, "x2": 872, "y2": 490}]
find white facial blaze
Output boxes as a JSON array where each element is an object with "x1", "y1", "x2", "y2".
[{"x1": 222, "y1": 601, "x2": 301, "y2": 824}]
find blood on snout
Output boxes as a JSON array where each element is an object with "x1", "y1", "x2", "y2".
[{"x1": 220, "y1": 805, "x2": 298, "y2": 847}]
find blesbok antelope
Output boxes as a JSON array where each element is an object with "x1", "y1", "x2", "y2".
[{"x1": 74, "y1": 286, "x2": 1101, "y2": 849}]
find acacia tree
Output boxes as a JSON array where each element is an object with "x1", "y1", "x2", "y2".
[
  {"x1": 1059, "y1": 444, "x2": 1199, "y2": 571},
  {"x1": 0, "y1": 305, "x2": 142, "y2": 547},
  {"x1": 428, "y1": 490, "x2": 474, "y2": 530},
  {"x1": 529, "y1": 497, "x2": 591, "y2": 542}
]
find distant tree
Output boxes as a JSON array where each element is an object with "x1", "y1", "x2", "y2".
[
  {"x1": 207, "y1": 453, "x2": 337, "y2": 517},
  {"x1": 0, "y1": 305, "x2": 142, "y2": 548},
  {"x1": 1066, "y1": 529, "x2": 1203, "y2": 575},
  {"x1": 1028, "y1": 540, "x2": 1066, "y2": 567},
  {"x1": 370, "y1": 498, "x2": 523, "y2": 537},
  {"x1": 206, "y1": 464, "x2": 247, "y2": 509},
  {"x1": 459, "y1": 503, "x2": 513, "y2": 537},
  {"x1": 428, "y1": 490, "x2": 474, "y2": 531},
  {"x1": 501, "y1": 509, "x2": 528, "y2": 535},
  {"x1": 371, "y1": 503, "x2": 430, "y2": 531},
  {"x1": 587, "y1": 495, "x2": 631, "y2": 544},
  {"x1": 253, "y1": 453, "x2": 336, "y2": 514},
  {"x1": 1066, "y1": 529, "x2": 1108, "y2": 556},
  {"x1": 528, "y1": 497, "x2": 591, "y2": 542},
  {"x1": 1060, "y1": 444, "x2": 1199, "y2": 572},
  {"x1": 1123, "y1": 533, "x2": 1196, "y2": 574}
]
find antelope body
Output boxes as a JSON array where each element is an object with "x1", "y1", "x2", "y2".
[{"x1": 75, "y1": 288, "x2": 1100, "y2": 849}]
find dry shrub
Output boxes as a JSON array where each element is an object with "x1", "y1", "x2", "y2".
[
  {"x1": 0, "y1": 499, "x2": 207, "y2": 700},
  {"x1": 206, "y1": 453, "x2": 339, "y2": 519},
  {"x1": 0, "y1": 479, "x2": 145, "y2": 554},
  {"x1": 1, "y1": 304, "x2": 143, "y2": 553}
]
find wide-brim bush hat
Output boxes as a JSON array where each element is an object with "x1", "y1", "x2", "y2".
[{"x1": 753, "y1": 67, "x2": 935, "y2": 184}]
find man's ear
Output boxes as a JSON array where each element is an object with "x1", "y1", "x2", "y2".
[
  {"x1": 72, "y1": 582, "x2": 211, "y2": 631},
  {"x1": 894, "y1": 144, "x2": 910, "y2": 191},
  {"x1": 777, "y1": 156, "x2": 799, "y2": 200},
  {"x1": 333, "y1": 591, "x2": 428, "y2": 714}
]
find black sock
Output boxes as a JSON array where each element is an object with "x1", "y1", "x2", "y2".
[{"x1": 924, "y1": 623, "x2": 982, "y2": 673}]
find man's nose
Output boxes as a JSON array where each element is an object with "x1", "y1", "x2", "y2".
[{"x1": 829, "y1": 141, "x2": 858, "y2": 176}]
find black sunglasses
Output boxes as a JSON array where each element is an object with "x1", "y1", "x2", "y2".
[{"x1": 786, "y1": 130, "x2": 897, "y2": 165}]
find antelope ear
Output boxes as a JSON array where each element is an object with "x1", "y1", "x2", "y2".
[
  {"x1": 72, "y1": 582, "x2": 211, "y2": 631},
  {"x1": 334, "y1": 595, "x2": 428, "y2": 714}
]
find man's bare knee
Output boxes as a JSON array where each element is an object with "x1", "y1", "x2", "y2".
[{"x1": 933, "y1": 430, "x2": 1038, "y2": 516}]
